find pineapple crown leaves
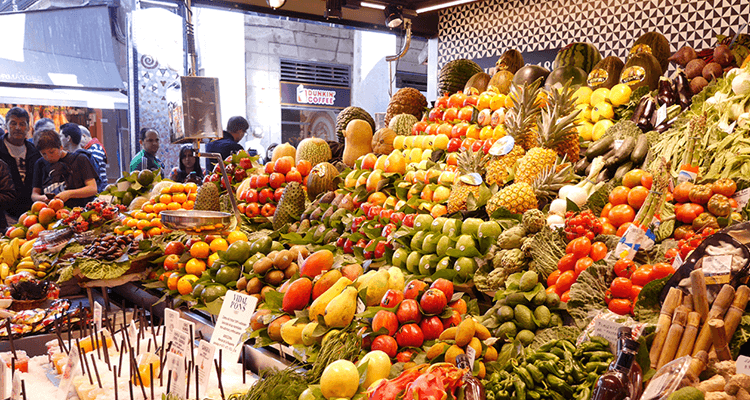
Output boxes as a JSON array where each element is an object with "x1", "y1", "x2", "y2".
[
  {"x1": 456, "y1": 147, "x2": 490, "y2": 176},
  {"x1": 536, "y1": 80, "x2": 582, "y2": 148},
  {"x1": 531, "y1": 157, "x2": 576, "y2": 202},
  {"x1": 466, "y1": 185, "x2": 493, "y2": 212},
  {"x1": 505, "y1": 80, "x2": 543, "y2": 141}
]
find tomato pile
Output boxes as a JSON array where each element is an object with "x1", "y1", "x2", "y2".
[
  {"x1": 605, "y1": 258, "x2": 675, "y2": 315},
  {"x1": 546, "y1": 237, "x2": 607, "y2": 302},
  {"x1": 673, "y1": 179, "x2": 740, "y2": 231},
  {"x1": 599, "y1": 169, "x2": 654, "y2": 237},
  {"x1": 564, "y1": 210, "x2": 603, "y2": 241}
]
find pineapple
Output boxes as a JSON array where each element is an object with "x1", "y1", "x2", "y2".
[
  {"x1": 485, "y1": 144, "x2": 525, "y2": 186},
  {"x1": 504, "y1": 80, "x2": 543, "y2": 151},
  {"x1": 514, "y1": 81, "x2": 582, "y2": 184},
  {"x1": 447, "y1": 148, "x2": 489, "y2": 214},
  {"x1": 487, "y1": 160, "x2": 574, "y2": 215}
]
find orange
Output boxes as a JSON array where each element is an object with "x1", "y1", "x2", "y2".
[
  {"x1": 137, "y1": 219, "x2": 151, "y2": 230},
  {"x1": 167, "y1": 202, "x2": 181, "y2": 211},
  {"x1": 153, "y1": 203, "x2": 167, "y2": 213},
  {"x1": 163, "y1": 254, "x2": 180, "y2": 270},
  {"x1": 177, "y1": 274, "x2": 199, "y2": 295},
  {"x1": 226, "y1": 231, "x2": 248, "y2": 244},
  {"x1": 146, "y1": 213, "x2": 158, "y2": 220},
  {"x1": 170, "y1": 183, "x2": 185, "y2": 193},
  {"x1": 185, "y1": 258, "x2": 206, "y2": 275},
  {"x1": 504, "y1": 92, "x2": 515, "y2": 108},
  {"x1": 123, "y1": 229, "x2": 134, "y2": 236},
  {"x1": 489, "y1": 94, "x2": 506, "y2": 111},
  {"x1": 172, "y1": 193, "x2": 187, "y2": 203},
  {"x1": 368, "y1": 192, "x2": 387, "y2": 206},
  {"x1": 161, "y1": 185, "x2": 173, "y2": 194},
  {"x1": 114, "y1": 226, "x2": 124, "y2": 235},
  {"x1": 134, "y1": 211, "x2": 148, "y2": 220},
  {"x1": 183, "y1": 200, "x2": 194, "y2": 210},
  {"x1": 167, "y1": 272, "x2": 181, "y2": 291},
  {"x1": 207, "y1": 252, "x2": 220, "y2": 268},
  {"x1": 209, "y1": 238, "x2": 229, "y2": 252},
  {"x1": 190, "y1": 241, "x2": 210, "y2": 259},
  {"x1": 133, "y1": 229, "x2": 143, "y2": 237},
  {"x1": 126, "y1": 218, "x2": 139, "y2": 228},
  {"x1": 122, "y1": 217, "x2": 133, "y2": 226},
  {"x1": 142, "y1": 203, "x2": 154, "y2": 213},
  {"x1": 159, "y1": 194, "x2": 172, "y2": 204},
  {"x1": 147, "y1": 227, "x2": 162, "y2": 237},
  {"x1": 188, "y1": 193, "x2": 197, "y2": 201},
  {"x1": 151, "y1": 218, "x2": 162, "y2": 228},
  {"x1": 185, "y1": 182, "x2": 198, "y2": 193}
]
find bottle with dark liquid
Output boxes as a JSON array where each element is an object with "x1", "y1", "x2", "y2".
[
  {"x1": 591, "y1": 334, "x2": 640, "y2": 400},
  {"x1": 617, "y1": 327, "x2": 643, "y2": 400},
  {"x1": 456, "y1": 354, "x2": 486, "y2": 400}
]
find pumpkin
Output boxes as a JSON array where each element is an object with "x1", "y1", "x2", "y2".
[
  {"x1": 272, "y1": 143, "x2": 296, "y2": 163},
  {"x1": 342, "y1": 119, "x2": 373, "y2": 166},
  {"x1": 688, "y1": 184, "x2": 713, "y2": 205},
  {"x1": 372, "y1": 128, "x2": 396, "y2": 155}
]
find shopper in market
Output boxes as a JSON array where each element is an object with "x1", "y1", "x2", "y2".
[
  {"x1": 129, "y1": 128, "x2": 165, "y2": 173},
  {"x1": 205, "y1": 116, "x2": 248, "y2": 172},
  {"x1": 0, "y1": 107, "x2": 41, "y2": 220},
  {"x1": 33, "y1": 118, "x2": 55, "y2": 134},
  {"x1": 0, "y1": 159, "x2": 17, "y2": 231},
  {"x1": 169, "y1": 145, "x2": 203, "y2": 183},
  {"x1": 59, "y1": 123, "x2": 106, "y2": 192},
  {"x1": 31, "y1": 129, "x2": 98, "y2": 208},
  {"x1": 79, "y1": 125, "x2": 108, "y2": 180}
]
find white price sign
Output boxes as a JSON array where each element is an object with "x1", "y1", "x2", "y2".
[{"x1": 210, "y1": 291, "x2": 258, "y2": 363}]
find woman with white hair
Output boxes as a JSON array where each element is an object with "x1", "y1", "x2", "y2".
[{"x1": 79, "y1": 125, "x2": 108, "y2": 187}]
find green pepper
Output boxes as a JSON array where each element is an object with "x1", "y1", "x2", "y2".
[
  {"x1": 547, "y1": 375, "x2": 574, "y2": 397},
  {"x1": 486, "y1": 391, "x2": 497, "y2": 400},
  {"x1": 563, "y1": 351, "x2": 574, "y2": 374},
  {"x1": 526, "y1": 390, "x2": 540, "y2": 400},
  {"x1": 525, "y1": 363, "x2": 544, "y2": 382},
  {"x1": 536, "y1": 361, "x2": 563, "y2": 378},
  {"x1": 514, "y1": 378, "x2": 526, "y2": 400},
  {"x1": 456, "y1": 386, "x2": 466, "y2": 400},
  {"x1": 584, "y1": 351, "x2": 615, "y2": 362},
  {"x1": 547, "y1": 390, "x2": 565, "y2": 400},
  {"x1": 550, "y1": 347, "x2": 566, "y2": 359},
  {"x1": 576, "y1": 386, "x2": 591, "y2": 400},
  {"x1": 498, "y1": 389, "x2": 509, "y2": 400},
  {"x1": 559, "y1": 340, "x2": 577, "y2": 354},
  {"x1": 585, "y1": 361, "x2": 610, "y2": 374},
  {"x1": 538, "y1": 340, "x2": 558, "y2": 352},
  {"x1": 527, "y1": 352, "x2": 560, "y2": 363},
  {"x1": 570, "y1": 363, "x2": 586, "y2": 383},
  {"x1": 575, "y1": 341, "x2": 607, "y2": 355},
  {"x1": 514, "y1": 366, "x2": 534, "y2": 390},
  {"x1": 590, "y1": 336, "x2": 610, "y2": 347}
]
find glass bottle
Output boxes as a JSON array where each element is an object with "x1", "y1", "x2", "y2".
[
  {"x1": 615, "y1": 327, "x2": 643, "y2": 400},
  {"x1": 456, "y1": 354, "x2": 486, "y2": 400},
  {"x1": 591, "y1": 335, "x2": 640, "y2": 400}
]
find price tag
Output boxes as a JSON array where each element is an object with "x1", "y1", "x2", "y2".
[
  {"x1": 128, "y1": 319, "x2": 138, "y2": 349},
  {"x1": 737, "y1": 356, "x2": 750, "y2": 375},
  {"x1": 676, "y1": 167, "x2": 698, "y2": 184},
  {"x1": 356, "y1": 298, "x2": 366, "y2": 314},
  {"x1": 166, "y1": 352, "x2": 186, "y2": 399},
  {"x1": 614, "y1": 224, "x2": 647, "y2": 261},
  {"x1": 58, "y1": 346, "x2": 80, "y2": 397},
  {"x1": 10, "y1": 373, "x2": 20, "y2": 400},
  {"x1": 671, "y1": 253, "x2": 684, "y2": 270},
  {"x1": 0, "y1": 355, "x2": 7, "y2": 400},
  {"x1": 702, "y1": 255, "x2": 733, "y2": 285},
  {"x1": 733, "y1": 188, "x2": 750, "y2": 209},
  {"x1": 93, "y1": 302, "x2": 102, "y2": 333},
  {"x1": 614, "y1": 139, "x2": 624, "y2": 150},
  {"x1": 210, "y1": 291, "x2": 258, "y2": 363},
  {"x1": 654, "y1": 104, "x2": 668, "y2": 127},
  {"x1": 164, "y1": 308, "x2": 194, "y2": 351},
  {"x1": 465, "y1": 345, "x2": 476, "y2": 367},
  {"x1": 195, "y1": 340, "x2": 216, "y2": 398},
  {"x1": 170, "y1": 329, "x2": 190, "y2": 358},
  {"x1": 723, "y1": 121, "x2": 736, "y2": 134}
]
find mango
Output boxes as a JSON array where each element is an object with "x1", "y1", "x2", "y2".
[
  {"x1": 360, "y1": 269, "x2": 390, "y2": 306},
  {"x1": 280, "y1": 320, "x2": 306, "y2": 345},
  {"x1": 477, "y1": 361, "x2": 486, "y2": 379},
  {"x1": 268, "y1": 315, "x2": 291, "y2": 342},
  {"x1": 387, "y1": 267, "x2": 405, "y2": 291},
  {"x1": 467, "y1": 337, "x2": 482, "y2": 358},
  {"x1": 324, "y1": 286, "x2": 358, "y2": 328},
  {"x1": 455, "y1": 318, "x2": 476, "y2": 347},
  {"x1": 340, "y1": 263, "x2": 363, "y2": 281},
  {"x1": 312, "y1": 269, "x2": 342, "y2": 300},
  {"x1": 474, "y1": 322, "x2": 491, "y2": 340},
  {"x1": 439, "y1": 327, "x2": 457, "y2": 341},
  {"x1": 426, "y1": 342, "x2": 450, "y2": 360},
  {"x1": 282, "y1": 277, "x2": 312, "y2": 314},
  {"x1": 444, "y1": 345, "x2": 464, "y2": 366},
  {"x1": 309, "y1": 277, "x2": 352, "y2": 321},
  {"x1": 300, "y1": 249, "x2": 334, "y2": 277},
  {"x1": 484, "y1": 345, "x2": 498, "y2": 362}
]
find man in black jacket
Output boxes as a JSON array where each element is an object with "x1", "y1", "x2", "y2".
[
  {"x1": 205, "y1": 116, "x2": 248, "y2": 172},
  {"x1": 0, "y1": 158, "x2": 16, "y2": 231},
  {"x1": 0, "y1": 107, "x2": 41, "y2": 219}
]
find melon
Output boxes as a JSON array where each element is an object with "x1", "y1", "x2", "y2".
[
  {"x1": 438, "y1": 59, "x2": 483, "y2": 95},
  {"x1": 342, "y1": 120, "x2": 373, "y2": 167},
  {"x1": 306, "y1": 162, "x2": 340, "y2": 200},
  {"x1": 488, "y1": 70, "x2": 515, "y2": 94},
  {"x1": 296, "y1": 138, "x2": 332, "y2": 166},
  {"x1": 512, "y1": 65, "x2": 550, "y2": 87},
  {"x1": 553, "y1": 43, "x2": 602, "y2": 74},
  {"x1": 463, "y1": 72, "x2": 491, "y2": 94},
  {"x1": 631, "y1": 32, "x2": 671, "y2": 75},
  {"x1": 621, "y1": 53, "x2": 662, "y2": 91},
  {"x1": 545, "y1": 65, "x2": 587, "y2": 89},
  {"x1": 389, "y1": 114, "x2": 418, "y2": 137},
  {"x1": 495, "y1": 49, "x2": 524, "y2": 74},
  {"x1": 336, "y1": 107, "x2": 375, "y2": 144},
  {"x1": 587, "y1": 56, "x2": 625, "y2": 89},
  {"x1": 272, "y1": 143, "x2": 296, "y2": 163}
]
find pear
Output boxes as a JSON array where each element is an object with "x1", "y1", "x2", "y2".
[
  {"x1": 324, "y1": 287, "x2": 358, "y2": 328},
  {"x1": 360, "y1": 269, "x2": 390, "y2": 306},
  {"x1": 301, "y1": 322, "x2": 320, "y2": 346},
  {"x1": 387, "y1": 267, "x2": 405, "y2": 291},
  {"x1": 309, "y1": 277, "x2": 352, "y2": 321}
]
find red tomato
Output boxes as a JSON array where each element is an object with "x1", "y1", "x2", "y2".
[
  {"x1": 604, "y1": 289, "x2": 613, "y2": 305},
  {"x1": 631, "y1": 265, "x2": 653, "y2": 287},
  {"x1": 630, "y1": 285, "x2": 643, "y2": 303},
  {"x1": 608, "y1": 298, "x2": 633, "y2": 315},
  {"x1": 610, "y1": 277, "x2": 633, "y2": 298},
  {"x1": 616, "y1": 222, "x2": 634, "y2": 237},
  {"x1": 547, "y1": 270, "x2": 561, "y2": 286},
  {"x1": 650, "y1": 262, "x2": 675, "y2": 280},
  {"x1": 601, "y1": 222, "x2": 617, "y2": 235},
  {"x1": 557, "y1": 253, "x2": 577, "y2": 272},
  {"x1": 590, "y1": 242, "x2": 608, "y2": 261},
  {"x1": 396, "y1": 350, "x2": 415, "y2": 363},
  {"x1": 609, "y1": 204, "x2": 636, "y2": 227},
  {"x1": 561, "y1": 291, "x2": 571, "y2": 303},
  {"x1": 395, "y1": 324, "x2": 424, "y2": 348},
  {"x1": 546, "y1": 285, "x2": 558, "y2": 296},
  {"x1": 575, "y1": 257, "x2": 594, "y2": 277},
  {"x1": 600, "y1": 203, "x2": 613, "y2": 219},
  {"x1": 556, "y1": 270, "x2": 577, "y2": 294},
  {"x1": 676, "y1": 203, "x2": 704, "y2": 224},
  {"x1": 566, "y1": 237, "x2": 592, "y2": 258},
  {"x1": 614, "y1": 259, "x2": 636, "y2": 278}
]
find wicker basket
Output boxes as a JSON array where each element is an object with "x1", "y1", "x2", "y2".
[{"x1": 9, "y1": 298, "x2": 46, "y2": 311}]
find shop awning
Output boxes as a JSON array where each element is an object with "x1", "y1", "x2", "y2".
[{"x1": 0, "y1": 86, "x2": 128, "y2": 110}]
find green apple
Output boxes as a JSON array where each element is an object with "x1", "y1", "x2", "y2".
[
  {"x1": 422, "y1": 233, "x2": 439, "y2": 254},
  {"x1": 413, "y1": 214, "x2": 433, "y2": 231},
  {"x1": 478, "y1": 221, "x2": 502, "y2": 239},
  {"x1": 455, "y1": 235, "x2": 480, "y2": 257},
  {"x1": 410, "y1": 230, "x2": 427, "y2": 251},
  {"x1": 461, "y1": 218, "x2": 483, "y2": 237},
  {"x1": 391, "y1": 247, "x2": 409, "y2": 269},
  {"x1": 437, "y1": 256, "x2": 452, "y2": 271},
  {"x1": 442, "y1": 219, "x2": 462, "y2": 238},
  {"x1": 418, "y1": 254, "x2": 440, "y2": 275},
  {"x1": 406, "y1": 251, "x2": 422, "y2": 274},
  {"x1": 436, "y1": 235, "x2": 453, "y2": 258},
  {"x1": 455, "y1": 257, "x2": 477, "y2": 280},
  {"x1": 431, "y1": 217, "x2": 448, "y2": 233}
]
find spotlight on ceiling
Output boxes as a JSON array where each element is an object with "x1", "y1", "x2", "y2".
[
  {"x1": 384, "y1": 4, "x2": 403, "y2": 28},
  {"x1": 266, "y1": 0, "x2": 286, "y2": 9},
  {"x1": 325, "y1": 0, "x2": 342, "y2": 19}
]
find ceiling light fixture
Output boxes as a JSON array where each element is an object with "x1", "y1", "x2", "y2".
[
  {"x1": 325, "y1": 0, "x2": 342, "y2": 19},
  {"x1": 360, "y1": 1, "x2": 385, "y2": 10},
  {"x1": 384, "y1": 4, "x2": 403, "y2": 28},
  {"x1": 266, "y1": 0, "x2": 286, "y2": 9},
  {"x1": 416, "y1": 0, "x2": 477, "y2": 14}
]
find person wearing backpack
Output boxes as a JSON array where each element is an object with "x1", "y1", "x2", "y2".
[
  {"x1": 60, "y1": 123, "x2": 105, "y2": 192},
  {"x1": 31, "y1": 129, "x2": 97, "y2": 208}
]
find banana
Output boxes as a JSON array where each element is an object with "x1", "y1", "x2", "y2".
[
  {"x1": 1, "y1": 245, "x2": 13, "y2": 265},
  {"x1": 16, "y1": 261, "x2": 36, "y2": 271},
  {"x1": 36, "y1": 271, "x2": 46, "y2": 278},
  {"x1": 20, "y1": 256, "x2": 32, "y2": 263},
  {"x1": 15, "y1": 268, "x2": 37, "y2": 275},
  {"x1": 37, "y1": 262, "x2": 50, "y2": 271},
  {"x1": 8, "y1": 238, "x2": 19, "y2": 261},
  {"x1": 19, "y1": 239, "x2": 35, "y2": 258},
  {"x1": 0, "y1": 263, "x2": 8, "y2": 280}
]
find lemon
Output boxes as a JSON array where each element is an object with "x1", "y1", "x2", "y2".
[
  {"x1": 412, "y1": 136, "x2": 425, "y2": 149},
  {"x1": 421, "y1": 149, "x2": 433, "y2": 161},
  {"x1": 592, "y1": 119, "x2": 614, "y2": 141},
  {"x1": 591, "y1": 101, "x2": 614, "y2": 122},
  {"x1": 578, "y1": 121, "x2": 594, "y2": 141},
  {"x1": 433, "y1": 134, "x2": 449, "y2": 150},
  {"x1": 320, "y1": 360, "x2": 359, "y2": 399},
  {"x1": 573, "y1": 86, "x2": 593, "y2": 105},
  {"x1": 576, "y1": 104, "x2": 592, "y2": 121},
  {"x1": 393, "y1": 135, "x2": 405, "y2": 150},
  {"x1": 589, "y1": 88, "x2": 611, "y2": 107},
  {"x1": 359, "y1": 350, "x2": 392, "y2": 389},
  {"x1": 409, "y1": 148, "x2": 422, "y2": 163},
  {"x1": 403, "y1": 136, "x2": 414, "y2": 149},
  {"x1": 609, "y1": 83, "x2": 632, "y2": 106}
]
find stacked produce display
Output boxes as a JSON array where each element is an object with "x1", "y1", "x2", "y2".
[{"x1": 3, "y1": 30, "x2": 750, "y2": 400}]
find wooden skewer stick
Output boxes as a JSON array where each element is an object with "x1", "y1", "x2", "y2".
[
  {"x1": 709, "y1": 319, "x2": 732, "y2": 361},
  {"x1": 657, "y1": 306, "x2": 688, "y2": 369},
  {"x1": 691, "y1": 269, "x2": 710, "y2": 322},
  {"x1": 113, "y1": 366, "x2": 118, "y2": 400},
  {"x1": 649, "y1": 287, "x2": 683, "y2": 368},
  {"x1": 214, "y1": 359, "x2": 226, "y2": 400},
  {"x1": 77, "y1": 338, "x2": 93, "y2": 385},
  {"x1": 6, "y1": 318, "x2": 16, "y2": 359},
  {"x1": 692, "y1": 284, "x2": 735, "y2": 356},
  {"x1": 675, "y1": 311, "x2": 702, "y2": 359},
  {"x1": 90, "y1": 353, "x2": 103, "y2": 389}
]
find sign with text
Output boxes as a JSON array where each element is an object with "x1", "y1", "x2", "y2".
[
  {"x1": 210, "y1": 291, "x2": 257, "y2": 362},
  {"x1": 166, "y1": 352, "x2": 186, "y2": 399},
  {"x1": 196, "y1": 340, "x2": 217, "y2": 398},
  {"x1": 164, "y1": 308, "x2": 194, "y2": 352},
  {"x1": 280, "y1": 81, "x2": 350, "y2": 109}
]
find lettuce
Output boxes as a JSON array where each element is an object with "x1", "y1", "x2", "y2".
[
  {"x1": 74, "y1": 257, "x2": 131, "y2": 280},
  {"x1": 567, "y1": 263, "x2": 614, "y2": 329},
  {"x1": 633, "y1": 276, "x2": 670, "y2": 325}
]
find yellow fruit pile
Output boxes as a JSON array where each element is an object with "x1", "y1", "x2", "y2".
[
  {"x1": 0, "y1": 238, "x2": 45, "y2": 279},
  {"x1": 425, "y1": 317, "x2": 496, "y2": 378},
  {"x1": 115, "y1": 182, "x2": 198, "y2": 237},
  {"x1": 574, "y1": 84, "x2": 632, "y2": 141}
]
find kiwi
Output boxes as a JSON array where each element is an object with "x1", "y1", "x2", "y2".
[
  {"x1": 265, "y1": 270, "x2": 285, "y2": 286},
  {"x1": 274, "y1": 250, "x2": 293, "y2": 269},
  {"x1": 236, "y1": 276, "x2": 248, "y2": 291},
  {"x1": 253, "y1": 257, "x2": 274, "y2": 275},
  {"x1": 284, "y1": 263, "x2": 299, "y2": 279},
  {"x1": 246, "y1": 277, "x2": 263, "y2": 294},
  {"x1": 260, "y1": 286, "x2": 275, "y2": 300}
]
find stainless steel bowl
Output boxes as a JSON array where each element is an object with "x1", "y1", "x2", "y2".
[{"x1": 159, "y1": 210, "x2": 234, "y2": 234}]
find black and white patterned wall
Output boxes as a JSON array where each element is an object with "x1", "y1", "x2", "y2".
[{"x1": 438, "y1": 0, "x2": 750, "y2": 67}]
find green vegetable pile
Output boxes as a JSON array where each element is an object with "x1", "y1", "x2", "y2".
[
  {"x1": 481, "y1": 271, "x2": 564, "y2": 346},
  {"x1": 483, "y1": 337, "x2": 614, "y2": 400}
]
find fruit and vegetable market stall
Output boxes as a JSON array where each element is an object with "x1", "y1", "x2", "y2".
[{"x1": 2, "y1": 31, "x2": 750, "y2": 400}]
